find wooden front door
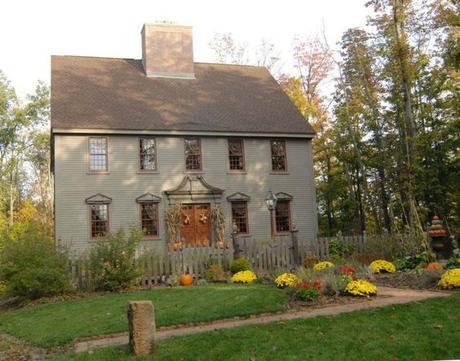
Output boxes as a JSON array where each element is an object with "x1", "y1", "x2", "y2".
[{"x1": 180, "y1": 204, "x2": 211, "y2": 246}]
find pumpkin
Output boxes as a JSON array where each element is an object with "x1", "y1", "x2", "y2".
[
  {"x1": 172, "y1": 241, "x2": 181, "y2": 252},
  {"x1": 425, "y1": 262, "x2": 444, "y2": 271},
  {"x1": 180, "y1": 274, "x2": 193, "y2": 286}
]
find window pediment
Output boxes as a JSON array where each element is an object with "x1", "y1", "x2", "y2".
[
  {"x1": 275, "y1": 192, "x2": 293, "y2": 201},
  {"x1": 136, "y1": 193, "x2": 162, "y2": 203},
  {"x1": 85, "y1": 193, "x2": 112, "y2": 204},
  {"x1": 226, "y1": 192, "x2": 250, "y2": 202}
]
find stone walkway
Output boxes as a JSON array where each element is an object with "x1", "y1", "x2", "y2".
[{"x1": 73, "y1": 287, "x2": 450, "y2": 353}]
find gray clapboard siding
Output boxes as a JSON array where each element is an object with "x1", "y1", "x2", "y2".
[{"x1": 54, "y1": 135, "x2": 317, "y2": 253}]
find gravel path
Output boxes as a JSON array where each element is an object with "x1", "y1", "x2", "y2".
[{"x1": 73, "y1": 286, "x2": 451, "y2": 353}]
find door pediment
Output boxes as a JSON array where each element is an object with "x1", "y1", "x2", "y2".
[{"x1": 165, "y1": 175, "x2": 224, "y2": 199}]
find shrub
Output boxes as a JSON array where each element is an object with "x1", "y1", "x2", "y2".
[
  {"x1": 438, "y1": 268, "x2": 460, "y2": 289},
  {"x1": 345, "y1": 279, "x2": 377, "y2": 297},
  {"x1": 313, "y1": 261, "x2": 334, "y2": 271},
  {"x1": 339, "y1": 266, "x2": 356, "y2": 276},
  {"x1": 328, "y1": 238, "x2": 354, "y2": 258},
  {"x1": 231, "y1": 270, "x2": 257, "y2": 284},
  {"x1": 274, "y1": 273, "x2": 299, "y2": 288},
  {"x1": 293, "y1": 281, "x2": 321, "y2": 302},
  {"x1": 166, "y1": 274, "x2": 180, "y2": 287},
  {"x1": 318, "y1": 271, "x2": 350, "y2": 296},
  {"x1": 87, "y1": 228, "x2": 142, "y2": 291},
  {"x1": 196, "y1": 278, "x2": 208, "y2": 286},
  {"x1": 204, "y1": 264, "x2": 227, "y2": 282},
  {"x1": 303, "y1": 255, "x2": 318, "y2": 269},
  {"x1": 393, "y1": 251, "x2": 431, "y2": 271},
  {"x1": 294, "y1": 266, "x2": 316, "y2": 282},
  {"x1": 0, "y1": 227, "x2": 71, "y2": 300},
  {"x1": 370, "y1": 260, "x2": 396, "y2": 273},
  {"x1": 354, "y1": 265, "x2": 374, "y2": 280},
  {"x1": 364, "y1": 233, "x2": 424, "y2": 260},
  {"x1": 446, "y1": 249, "x2": 460, "y2": 269},
  {"x1": 230, "y1": 257, "x2": 251, "y2": 274}
]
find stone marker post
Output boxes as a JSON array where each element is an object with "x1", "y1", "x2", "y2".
[{"x1": 127, "y1": 301, "x2": 155, "y2": 357}]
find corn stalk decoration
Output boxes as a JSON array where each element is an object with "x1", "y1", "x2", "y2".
[
  {"x1": 165, "y1": 203, "x2": 181, "y2": 244},
  {"x1": 211, "y1": 204, "x2": 226, "y2": 247}
]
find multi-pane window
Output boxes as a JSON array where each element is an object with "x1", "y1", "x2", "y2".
[
  {"x1": 140, "y1": 202, "x2": 159, "y2": 237},
  {"x1": 231, "y1": 201, "x2": 249, "y2": 234},
  {"x1": 271, "y1": 140, "x2": 287, "y2": 172},
  {"x1": 184, "y1": 138, "x2": 202, "y2": 170},
  {"x1": 275, "y1": 200, "x2": 291, "y2": 232},
  {"x1": 89, "y1": 137, "x2": 108, "y2": 171},
  {"x1": 228, "y1": 139, "x2": 245, "y2": 171},
  {"x1": 139, "y1": 137, "x2": 157, "y2": 171},
  {"x1": 90, "y1": 204, "x2": 109, "y2": 238}
]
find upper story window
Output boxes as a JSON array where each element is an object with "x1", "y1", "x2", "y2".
[
  {"x1": 139, "y1": 137, "x2": 157, "y2": 171},
  {"x1": 271, "y1": 140, "x2": 287, "y2": 172},
  {"x1": 90, "y1": 204, "x2": 109, "y2": 238},
  {"x1": 184, "y1": 138, "x2": 202, "y2": 171},
  {"x1": 140, "y1": 202, "x2": 159, "y2": 237},
  {"x1": 275, "y1": 200, "x2": 291, "y2": 233},
  {"x1": 89, "y1": 137, "x2": 108, "y2": 172},
  {"x1": 228, "y1": 139, "x2": 245, "y2": 171}
]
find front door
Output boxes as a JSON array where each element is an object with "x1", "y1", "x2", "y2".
[{"x1": 180, "y1": 204, "x2": 211, "y2": 246}]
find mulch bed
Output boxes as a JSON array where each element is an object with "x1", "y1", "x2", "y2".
[
  {"x1": 373, "y1": 272, "x2": 442, "y2": 291},
  {"x1": 286, "y1": 294, "x2": 379, "y2": 310}
]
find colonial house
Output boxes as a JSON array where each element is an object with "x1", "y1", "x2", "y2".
[{"x1": 51, "y1": 23, "x2": 317, "y2": 254}]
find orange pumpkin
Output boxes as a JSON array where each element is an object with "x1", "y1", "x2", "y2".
[
  {"x1": 425, "y1": 262, "x2": 444, "y2": 271},
  {"x1": 180, "y1": 274, "x2": 193, "y2": 286}
]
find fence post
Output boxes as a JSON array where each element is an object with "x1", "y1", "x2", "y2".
[
  {"x1": 290, "y1": 223, "x2": 300, "y2": 266},
  {"x1": 232, "y1": 223, "x2": 241, "y2": 259}
]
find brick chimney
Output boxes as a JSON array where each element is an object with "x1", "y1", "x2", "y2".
[{"x1": 141, "y1": 23, "x2": 195, "y2": 79}]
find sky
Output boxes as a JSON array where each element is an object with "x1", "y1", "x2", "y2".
[{"x1": 0, "y1": 0, "x2": 371, "y2": 99}]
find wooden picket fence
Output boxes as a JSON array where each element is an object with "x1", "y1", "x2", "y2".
[
  {"x1": 316, "y1": 235, "x2": 367, "y2": 259},
  {"x1": 71, "y1": 233, "x2": 368, "y2": 289}
]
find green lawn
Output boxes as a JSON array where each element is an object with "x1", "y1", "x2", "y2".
[
  {"x1": 51, "y1": 293, "x2": 460, "y2": 361},
  {"x1": 0, "y1": 284, "x2": 288, "y2": 347}
]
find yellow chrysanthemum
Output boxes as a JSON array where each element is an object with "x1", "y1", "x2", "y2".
[
  {"x1": 345, "y1": 279, "x2": 377, "y2": 297},
  {"x1": 370, "y1": 260, "x2": 396, "y2": 273},
  {"x1": 274, "y1": 273, "x2": 299, "y2": 288},
  {"x1": 438, "y1": 268, "x2": 460, "y2": 289},
  {"x1": 231, "y1": 270, "x2": 257, "y2": 284},
  {"x1": 313, "y1": 261, "x2": 334, "y2": 271}
]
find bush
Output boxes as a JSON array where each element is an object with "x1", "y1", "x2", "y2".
[
  {"x1": 345, "y1": 279, "x2": 377, "y2": 297},
  {"x1": 274, "y1": 273, "x2": 299, "y2": 288},
  {"x1": 438, "y1": 268, "x2": 460, "y2": 289},
  {"x1": 204, "y1": 264, "x2": 227, "y2": 282},
  {"x1": 0, "y1": 227, "x2": 71, "y2": 300},
  {"x1": 370, "y1": 260, "x2": 396, "y2": 273},
  {"x1": 328, "y1": 238, "x2": 354, "y2": 258},
  {"x1": 364, "y1": 233, "x2": 425, "y2": 260},
  {"x1": 318, "y1": 270, "x2": 350, "y2": 296},
  {"x1": 393, "y1": 251, "x2": 430, "y2": 271},
  {"x1": 87, "y1": 228, "x2": 142, "y2": 291},
  {"x1": 231, "y1": 270, "x2": 257, "y2": 284},
  {"x1": 166, "y1": 274, "x2": 180, "y2": 287},
  {"x1": 446, "y1": 249, "x2": 460, "y2": 269},
  {"x1": 292, "y1": 281, "x2": 321, "y2": 302},
  {"x1": 230, "y1": 257, "x2": 251, "y2": 274},
  {"x1": 313, "y1": 261, "x2": 334, "y2": 271}
]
